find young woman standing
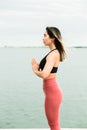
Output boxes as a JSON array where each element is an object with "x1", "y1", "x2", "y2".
[{"x1": 31, "y1": 27, "x2": 66, "y2": 130}]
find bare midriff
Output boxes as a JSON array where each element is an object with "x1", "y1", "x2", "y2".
[{"x1": 45, "y1": 73, "x2": 57, "y2": 80}]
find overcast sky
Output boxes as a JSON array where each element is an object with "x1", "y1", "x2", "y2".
[{"x1": 0, "y1": 0, "x2": 87, "y2": 47}]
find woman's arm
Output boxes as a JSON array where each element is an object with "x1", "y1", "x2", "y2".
[
  {"x1": 31, "y1": 52, "x2": 60, "y2": 79},
  {"x1": 31, "y1": 58, "x2": 48, "y2": 79}
]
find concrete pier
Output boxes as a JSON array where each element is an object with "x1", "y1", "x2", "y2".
[{"x1": 0, "y1": 128, "x2": 86, "y2": 130}]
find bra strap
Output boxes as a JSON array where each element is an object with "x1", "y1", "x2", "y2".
[{"x1": 46, "y1": 48, "x2": 57, "y2": 57}]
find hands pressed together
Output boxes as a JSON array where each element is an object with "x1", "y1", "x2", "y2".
[{"x1": 31, "y1": 58, "x2": 39, "y2": 73}]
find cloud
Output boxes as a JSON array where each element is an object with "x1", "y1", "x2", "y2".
[{"x1": 0, "y1": 0, "x2": 87, "y2": 46}]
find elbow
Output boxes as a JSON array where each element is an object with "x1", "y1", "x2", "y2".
[{"x1": 41, "y1": 71, "x2": 49, "y2": 79}]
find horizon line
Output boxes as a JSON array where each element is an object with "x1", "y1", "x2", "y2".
[{"x1": 0, "y1": 45, "x2": 87, "y2": 48}]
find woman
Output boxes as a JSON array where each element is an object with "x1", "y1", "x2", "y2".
[{"x1": 31, "y1": 26, "x2": 66, "y2": 130}]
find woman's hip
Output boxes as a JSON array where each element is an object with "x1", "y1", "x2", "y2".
[{"x1": 43, "y1": 78, "x2": 63, "y2": 99}]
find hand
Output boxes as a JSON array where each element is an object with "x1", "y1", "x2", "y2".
[{"x1": 31, "y1": 58, "x2": 39, "y2": 73}]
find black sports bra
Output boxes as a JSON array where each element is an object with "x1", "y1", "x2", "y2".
[{"x1": 38, "y1": 49, "x2": 58, "y2": 73}]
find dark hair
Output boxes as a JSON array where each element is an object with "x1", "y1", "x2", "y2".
[{"x1": 46, "y1": 26, "x2": 66, "y2": 61}]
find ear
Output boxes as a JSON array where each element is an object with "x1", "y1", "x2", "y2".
[{"x1": 51, "y1": 38, "x2": 55, "y2": 42}]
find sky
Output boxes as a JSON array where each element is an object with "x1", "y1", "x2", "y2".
[{"x1": 0, "y1": 0, "x2": 87, "y2": 47}]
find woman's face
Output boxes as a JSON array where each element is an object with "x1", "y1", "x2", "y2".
[{"x1": 43, "y1": 30, "x2": 53, "y2": 46}]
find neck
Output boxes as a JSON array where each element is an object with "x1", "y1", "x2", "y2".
[{"x1": 49, "y1": 43, "x2": 56, "y2": 50}]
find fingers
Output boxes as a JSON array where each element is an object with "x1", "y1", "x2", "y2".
[
  {"x1": 31, "y1": 58, "x2": 36, "y2": 64},
  {"x1": 31, "y1": 58, "x2": 38, "y2": 65}
]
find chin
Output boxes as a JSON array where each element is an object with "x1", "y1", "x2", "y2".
[
  {"x1": 43, "y1": 42, "x2": 46, "y2": 46},
  {"x1": 44, "y1": 44, "x2": 48, "y2": 46}
]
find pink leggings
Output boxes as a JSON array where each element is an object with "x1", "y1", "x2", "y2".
[{"x1": 43, "y1": 78, "x2": 62, "y2": 130}]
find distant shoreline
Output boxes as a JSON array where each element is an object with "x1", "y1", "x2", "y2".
[{"x1": 0, "y1": 46, "x2": 87, "y2": 48}]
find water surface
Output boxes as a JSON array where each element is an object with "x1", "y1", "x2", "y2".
[{"x1": 0, "y1": 47, "x2": 87, "y2": 128}]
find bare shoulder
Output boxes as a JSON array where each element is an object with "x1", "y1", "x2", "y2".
[{"x1": 47, "y1": 50, "x2": 60, "y2": 60}]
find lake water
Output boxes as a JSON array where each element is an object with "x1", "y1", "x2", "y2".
[{"x1": 0, "y1": 47, "x2": 87, "y2": 128}]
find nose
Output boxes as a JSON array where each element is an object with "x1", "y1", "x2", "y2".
[
  {"x1": 42, "y1": 37, "x2": 45, "y2": 43},
  {"x1": 42, "y1": 36, "x2": 44, "y2": 41}
]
